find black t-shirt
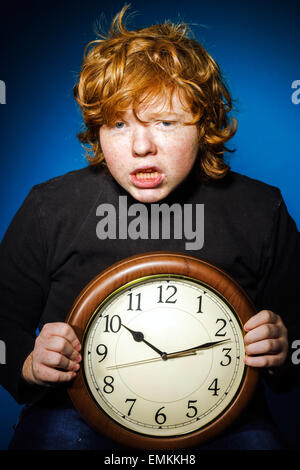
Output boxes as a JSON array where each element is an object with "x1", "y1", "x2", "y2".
[{"x1": 0, "y1": 165, "x2": 299, "y2": 403}]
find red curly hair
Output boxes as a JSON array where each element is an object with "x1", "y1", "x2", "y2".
[{"x1": 74, "y1": 5, "x2": 237, "y2": 180}]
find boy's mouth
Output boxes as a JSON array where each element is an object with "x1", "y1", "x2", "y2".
[{"x1": 130, "y1": 167, "x2": 163, "y2": 189}]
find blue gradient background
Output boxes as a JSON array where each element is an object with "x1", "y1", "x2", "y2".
[{"x1": 0, "y1": 0, "x2": 299, "y2": 450}]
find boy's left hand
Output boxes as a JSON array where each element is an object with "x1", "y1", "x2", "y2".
[{"x1": 243, "y1": 310, "x2": 288, "y2": 369}]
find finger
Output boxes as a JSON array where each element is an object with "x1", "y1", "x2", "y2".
[
  {"x1": 244, "y1": 310, "x2": 278, "y2": 332},
  {"x1": 40, "y1": 322, "x2": 81, "y2": 351},
  {"x1": 38, "y1": 350, "x2": 80, "y2": 372},
  {"x1": 43, "y1": 336, "x2": 81, "y2": 362},
  {"x1": 244, "y1": 323, "x2": 280, "y2": 345},
  {"x1": 245, "y1": 338, "x2": 283, "y2": 356},
  {"x1": 244, "y1": 353, "x2": 286, "y2": 368}
]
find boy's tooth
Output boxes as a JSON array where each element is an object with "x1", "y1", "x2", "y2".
[{"x1": 135, "y1": 171, "x2": 159, "y2": 180}]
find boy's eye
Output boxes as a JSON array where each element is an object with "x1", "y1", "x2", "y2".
[
  {"x1": 160, "y1": 121, "x2": 175, "y2": 128},
  {"x1": 115, "y1": 122, "x2": 125, "y2": 129}
]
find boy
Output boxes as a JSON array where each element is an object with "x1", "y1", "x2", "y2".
[{"x1": 0, "y1": 6, "x2": 299, "y2": 450}]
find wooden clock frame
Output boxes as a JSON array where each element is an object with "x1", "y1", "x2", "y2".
[{"x1": 66, "y1": 252, "x2": 259, "y2": 450}]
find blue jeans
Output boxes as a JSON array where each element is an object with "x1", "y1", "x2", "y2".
[{"x1": 8, "y1": 393, "x2": 287, "y2": 451}]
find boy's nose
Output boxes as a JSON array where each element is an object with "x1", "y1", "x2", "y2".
[{"x1": 131, "y1": 126, "x2": 157, "y2": 157}]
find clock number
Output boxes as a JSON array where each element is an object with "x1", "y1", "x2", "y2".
[
  {"x1": 220, "y1": 348, "x2": 232, "y2": 366},
  {"x1": 96, "y1": 344, "x2": 107, "y2": 362},
  {"x1": 103, "y1": 315, "x2": 121, "y2": 333},
  {"x1": 155, "y1": 406, "x2": 167, "y2": 425},
  {"x1": 196, "y1": 295, "x2": 203, "y2": 313},
  {"x1": 215, "y1": 318, "x2": 227, "y2": 337},
  {"x1": 103, "y1": 376, "x2": 114, "y2": 394},
  {"x1": 186, "y1": 400, "x2": 198, "y2": 418},
  {"x1": 157, "y1": 285, "x2": 177, "y2": 304},
  {"x1": 127, "y1": 292, "x2": 142, "y2": 311},
  {"x1": 208, "y1": 378, "x2": 220, "y2": 396},
  {"x1": 125, "y1": 398, "x2": 136, "y2": 416}
]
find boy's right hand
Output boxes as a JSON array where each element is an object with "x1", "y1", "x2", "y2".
[{"x1": 22, "y1": 322, "x2": 82, "y2": 386}]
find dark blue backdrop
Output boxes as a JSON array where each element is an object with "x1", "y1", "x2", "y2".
[{"x1": 0, "y1": 0, "x2": 299, "y2": 450}]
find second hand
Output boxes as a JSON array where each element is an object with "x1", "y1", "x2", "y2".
[{"x1": 106, "y1": 350, "x2": 197, "y2": 370}]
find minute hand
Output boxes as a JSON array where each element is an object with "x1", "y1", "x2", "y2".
[{"x1": 166, "y1": 338, "x2": 231, "y2": 359}]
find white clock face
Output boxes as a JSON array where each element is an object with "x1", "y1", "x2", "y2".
[{"x1": 83, "y1": 275, "x2": 246, "y2": 437}]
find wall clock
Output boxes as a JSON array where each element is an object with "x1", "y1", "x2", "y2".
[{"x1": 66, "y1": 252, "x2": 259, "y2": 449}]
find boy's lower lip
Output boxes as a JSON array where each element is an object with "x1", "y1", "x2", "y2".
[{"x1": 130, "y1": 171, "x2": 163, "y2": 188}]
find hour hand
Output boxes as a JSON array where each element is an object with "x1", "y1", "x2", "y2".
[{"x1": 121, "y1": 323, "x2": 167, "y2": 359}]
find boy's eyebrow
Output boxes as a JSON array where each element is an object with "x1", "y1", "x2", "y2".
[{"x1": 140, "y1": 111, "x2": 186, "y2": 120}]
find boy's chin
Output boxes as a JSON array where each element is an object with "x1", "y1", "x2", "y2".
[{"x1": 128, "y1": 187, "x2": 170, "y2": 203}]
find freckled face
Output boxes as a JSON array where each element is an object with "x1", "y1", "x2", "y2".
[{"x1": 99, "y1": 93, "x2": 200, "y2": 203}]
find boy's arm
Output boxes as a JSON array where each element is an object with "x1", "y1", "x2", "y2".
[
  {"x1": 0, "y1": 188, "x2": 48, "y2": 403},
  {"x1": 248, "y1": 195, "x2": 300, "y2": 390}
]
